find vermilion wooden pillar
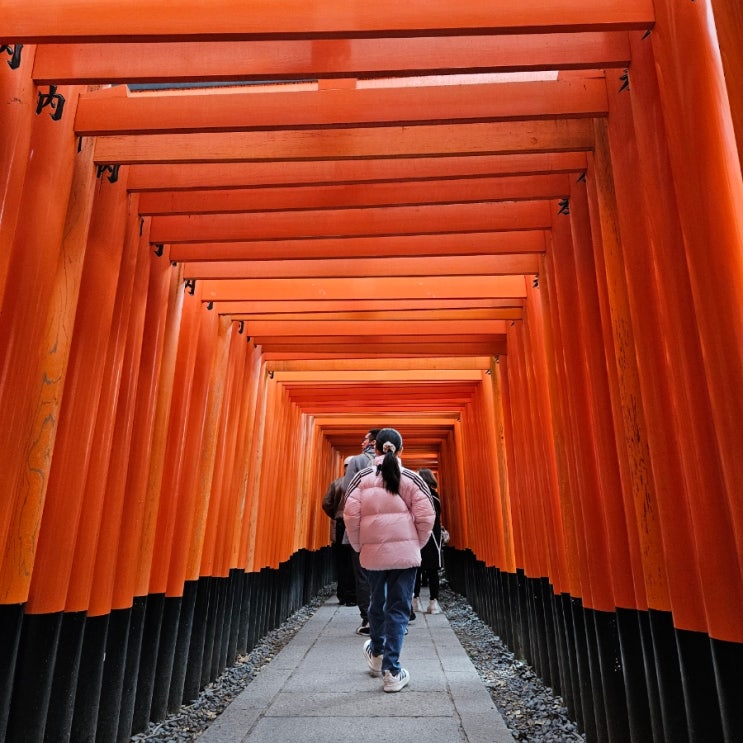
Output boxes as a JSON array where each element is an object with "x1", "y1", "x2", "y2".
[
  {"x1": 236, "y1": 345, "x2": 267, "y2": 568},
  {"x1": 86, "y1": 215, "x2": 151, "y2": 742},
  {"x1": 0, "y1": 45, "x2": 36, "y2": 306},
  {"x1": 111, "y1": 252, "x2": 176, "y2": 613},
  {"x1": 486, "y1": 359, "x2": 516, "y2": 574},
  {"x1": 129, "y1": 267, "x2": 186, "y2": 732},
  {"x1": 243, "y1": 359, "x2": 271, "y2": 573},
  {"x1": 9, "y1": 162, "x2": 130, "y2": 743},
  {"x1": 651, "y1": 0, "x2": 743, "y2": 515},
  {"x1": 25, "y1": 168, "x2": 131, "y2": 617},
  {"x1": 64, "y1": 184, "x2": 142, "y2": 743},
  {"x1": 708, "y1": 0, "x2": 743, "y2": 170},
  {"x1": 0, "y1": 84, "x2": 81, "y2": 604}
]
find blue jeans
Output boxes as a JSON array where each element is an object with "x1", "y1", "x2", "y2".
[{"x1": 366, "y1": 567, "x2": 417, "y2": 673}]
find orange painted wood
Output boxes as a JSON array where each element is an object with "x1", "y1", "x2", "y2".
[
  {"x1": 148, "y1": 286, "x2": 204, "y2": 596},
  {"x1": 270, "y1": 358, "x2": 492, "y2": 372},
  {"x1": 196, "y1": 326, "x2": 241, "y2": 577},
  {"x1": 66, "y1": 183, "x2": 140, "y2": 614},
  {"x1": 621, "y1": 32, "x2": 743, "y2": 638},
  {"x1": 183, "y1": 255, "x2": 540, "y2": 280},
  {"x1": 585, "y1": 139, "x2": 674, "y2": 615},
  {"x1": 93, "y1": 119, "x2": 595, "y2": 164},
  {"x1": 217, "y1": 298, "x2": 523, "y2": 316},
  {"x1": 275, "y1": 370, "x2": 483, "y2": 382},
  {"x1": 169, "y1": 232, "x2": 547, "y2": 263},
  {"x1": 244, "y1": 371, "x2": 275, "y2": 571},
  {"x1": 163, "y1": 306, "x2": 220, "y2": 594},
  {"x1": 133, "y1": 267, "x2": 186, "y2": 598},
  {"x1": 88, "y1": 217, "x2": 151, "y2": 617},
  {"x1": 26, "y1": 170, "x2": 130, "y2": 614},
  {"x1": 0, "y1": 44, "x2": 36, "y2": 307},
  {"x1": 651, "y1": 2, "x2": 743, "y2": 637},
  {"x1": 76, "y1": 78, "x2": 608, "y2": 135},
  {"x1": 139, "y1": 175, "x2": 571, "y2": 215},
  {"x1": 34, "y1": 33, "x2": 631, "y2": 84},
  {"x1": 201, "y1": 275, "x2": 527, "y2": 302},
  {"x1": 0, "y1": 86, "x2": 84, "y2": 604},
  {"x1": 251, "y1": 333, "x2": 504, "y2": 345},
  {"x1": 709, "y1": 0, "x2": 743, "y2": 162},
  {"x1": 150, "y1": 201, "x2": 553, "y2": 243},
  {"x1": 127, "y1": 153, "x2": 588, "y2": 191},
  {"x1": 243, "y1": 319, "x2": 507, "y2": 337},
  {"x1": 255, "y1": 308, "x2": 521, "y2": 322},
  {"x1": 111, "y1": 255, "x2": 176, "y2": 609},
  {"x1": 5, "y1": 0, "x2": 655, "y2": 42},
  {"x1": 183, "y1": 316, "x2": 232, "y2": 582},
  {"x1": 252, "y1": 342, "x2": 507, "y2": 357},
  {"x1": 547, "y1": 202, "x2": 624, "y2": 607},
  {"x1": 233, "y1": 346, "x2": 265, "y2": 569}
]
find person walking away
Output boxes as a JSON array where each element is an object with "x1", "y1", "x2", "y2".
[
  {"x1": 321, "y1": 456, "x2": 356, "y2": 605},
  {"x1": 341, "y1": 429, "x2": 380, "y2": 634},
  {"x1": 343, "y1": 428, "x2": 435, "y2": 692},
  {"x1": 413, "y1": 468, "x2": 444, "y2": 614}
]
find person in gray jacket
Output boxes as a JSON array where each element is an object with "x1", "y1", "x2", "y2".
[
  {"x1": 322, "y1": 456, "x2": 356, "y2": 605},
  {"x1": 341, "y1": 428, "x2": 380, "y2": 635}
]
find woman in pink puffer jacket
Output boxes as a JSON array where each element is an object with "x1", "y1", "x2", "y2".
[{"x1": 343, "y1": 428, "x2": 435, "y2": 693}]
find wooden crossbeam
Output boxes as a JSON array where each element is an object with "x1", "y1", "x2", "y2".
[
  {"x1": 215, "y1": 298, "x2": 523, "y2": 315},
  {"x1": 138, "y1": 174, "x2": 571, "y2": 215},
  {"x1": 244, "y1": 320, "x2": 507, "y2": 337},
  {"x1": 127, "y1": 153, "x2": 588, "y2": 190},
  {"x1": 167, "y1": 232, "x2": 547, "y2": 262},
  {"x1": 33, "y1": 33, "x2": 631, "y2": 83},
  {"x1": 181, "y1": 254, "x2": 540, "y2": 280},
  {"x1": 5, "y1": 1, "x2": 655, "y2": 42},
  {"x1": 76, "y1": 78, "x2": 608, "y2": 135},
  {"x1": 93, "y1": 119, "x2": 594, "y2": 163},
  {"x1": 149, "y1": 201, "x2": 553, "y2": 242},
  {"x1": 199, "y1": 275, "x2": 527, "y2": 302}
]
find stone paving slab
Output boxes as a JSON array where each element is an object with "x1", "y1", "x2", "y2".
[{"x1": 197, "y1": 596, "x2": 513, "y2": 743}]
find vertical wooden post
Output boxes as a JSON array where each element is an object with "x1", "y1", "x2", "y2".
[
  {"x1": 0, "y1": 44, "x2": 36, "y2": 306},
  {"x1": 708, "y1": 0, "x2": 743, "y2": 170},
  {"x1": 651, "y1": 0, "x2": 743, "y2": 510},
  {"x1": 0, "y1": 84, "x2": 82, "y2": 606}
]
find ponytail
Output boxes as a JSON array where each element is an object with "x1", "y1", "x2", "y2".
[{"x1": 375, "y1": 428, "x2": 403, "y2": 494}]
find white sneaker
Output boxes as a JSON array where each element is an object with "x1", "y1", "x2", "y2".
[
  {"x1": 363, "y1": 639, "x2": 382, "y2": 677},
  {"x1": 411, "y1": 596, "x2": 421, "y2": 612},
  {"x1": 383, "y1": 668, "x2": 410, "y2": 692},
  {"x1": 427, "y1": 599, "x2": 442, "y2": 614}
]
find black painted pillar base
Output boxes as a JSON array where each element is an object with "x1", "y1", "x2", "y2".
[
  {"x1": 96, "y1": 606, "x2": 131, "y2": 743},
  {"x1": 117, "y1": 596, "x2": 146, "y2": 742},
  {"x1": 0, "y1": 604, "x2": 24, "y2": 742},
  {"x1": 44, "y1": 610, "x2": 86, "y2": 742},
  {"x1": 70, "y1": 613, "x2": 109, "y2": 743},
  {"x1": 131, "y1": 594, "x2": 164, "y2": 735},
  {"x1": 6, "y1": 611, "x2": 63, "y2": 743}
]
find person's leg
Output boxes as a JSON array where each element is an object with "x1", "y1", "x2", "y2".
[
  {"x1": 366, "y1": 570, "x2": 387, "y2": 657},
  {"x1": 381, "y1": 567, "x2": 416, "y2": 674},
  {"x1": 427, "y1": 568, "x2": 440, "y2": 600},
  {"x1": 339, "y1": 545, "x2": 357, "y2": 604},
  {"x1": 352, "y1": 550, "x2": 370, "y2": 621},
  {"x1": 411, "y1": 567, "x2": 422, "y2": 612}
]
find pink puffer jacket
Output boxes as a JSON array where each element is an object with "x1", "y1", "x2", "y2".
[{"x1": 343, "y1": 458, "x2": 435, "y2": 570}]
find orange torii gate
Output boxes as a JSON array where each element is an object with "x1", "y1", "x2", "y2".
[{"x1": 1, "y1": 1, "x2": 743, "y2": 742}]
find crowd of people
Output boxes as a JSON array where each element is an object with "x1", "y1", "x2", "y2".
[{"x1": 321, "y1": 427, "x2": 448, "y2": 693}]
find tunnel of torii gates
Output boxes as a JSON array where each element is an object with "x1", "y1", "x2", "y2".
[{"x1": 1, "y1": 1, "x2": 742, "y2": 742}]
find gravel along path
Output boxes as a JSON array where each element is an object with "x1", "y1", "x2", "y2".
[{"x1": 131, "y1": 581, "x2": 584, "y2": 742}]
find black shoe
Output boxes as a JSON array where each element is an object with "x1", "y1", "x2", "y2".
[
  {"x1": 345, "y1": 601, "x2": 357, "y2": 607},
  {"x1": 409, "y1": 610, "x2": 416, "y2": 622},
  {"x1": 355, "y1": 619, "x2": 370, "y2": 635}
]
